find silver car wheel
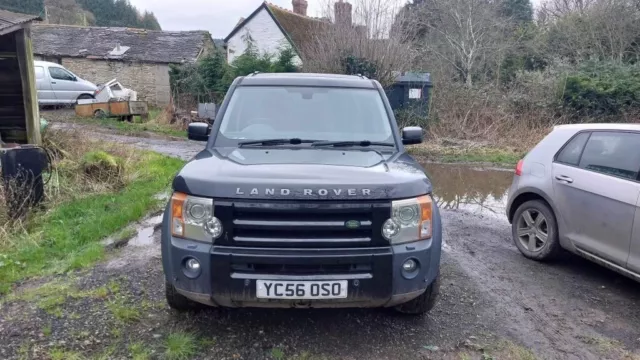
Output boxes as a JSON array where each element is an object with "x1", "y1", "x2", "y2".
[{"x1": 516, "y1": 209, "x2": 548, "y2": 252}]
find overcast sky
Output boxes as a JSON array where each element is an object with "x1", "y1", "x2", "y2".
[
  {"x1": 128, "y1": 0, "x2": 542, "y2": 38},
  {"x1": 128, "y1": 0, "x2": 323, "y2": 38}
]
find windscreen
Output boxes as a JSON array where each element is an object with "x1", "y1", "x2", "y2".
[{"x1": 215, "y1": 86, "x2": 394, "y2": 146}]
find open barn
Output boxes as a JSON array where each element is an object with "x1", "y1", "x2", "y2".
[{"x1": 0, "y1": 9, "x2": 41, "y2": 145}]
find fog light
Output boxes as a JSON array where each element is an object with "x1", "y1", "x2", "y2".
[
  {"x1": 402, "y1": 259, "x2": 417, "y2": 272},
  {"x1": 185, "y1": 258, "x2": 200, "y2": 271},
  {"x1": 183, "y1": 257, "x2": 201, "y2": 279}
]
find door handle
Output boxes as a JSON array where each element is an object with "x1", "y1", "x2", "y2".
[
  {"x1": 51, "y1": 82, "x2": 57, "y2": 84},
  {"x1": 555, "y1": 175, "x2": 574, "y2": 184}
]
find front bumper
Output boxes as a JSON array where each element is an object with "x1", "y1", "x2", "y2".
[{"x1": 161, "y1": 209, "x2": 442, "y2": 309}]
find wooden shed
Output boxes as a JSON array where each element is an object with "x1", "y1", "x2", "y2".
[{"x1": 0, "y1": 10, "x2": 41, "y2": 145}]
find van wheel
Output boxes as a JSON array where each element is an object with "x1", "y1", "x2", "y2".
[
  {"x1": 394, "y1": 274, "x2": 440, "y2": 315},
  {"x1": 76, "y1": 94, "x2": 94, "y2": 104},
  {"x1": 512, "y1": 200, "x2": 561, "y2": 261},
  {"x1": 165, "y1": 280, "x2": 200, "y2": 311}
]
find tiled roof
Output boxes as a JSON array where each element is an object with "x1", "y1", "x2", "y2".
[
  {"x1": 266, "y1": 3, "x2": 329, "y2": 57},
  {"x1": 225, "y1": 2, "x2": 331, "y2": 60},
  {"x1": 0, "y1": 9, "x2": 39, "y2": 34},
  {"x1": 32, "y1": 24, "x2": 212, "y2": 64}
]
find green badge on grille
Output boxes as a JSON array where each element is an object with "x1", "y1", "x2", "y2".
[{"x1": 345, "y1": 220, "x2": 361, "y2": 229}]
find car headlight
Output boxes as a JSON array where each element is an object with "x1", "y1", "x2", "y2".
[
  {"x1": 171, "y1": 192, "x2": 223, "y2": 242},
  {"x1": 382, "y1": 195, "x2": 432, "y2": 244}
]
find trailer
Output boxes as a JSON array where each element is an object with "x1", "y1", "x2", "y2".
[{"x1": 75, "y1": 100, "x2": 149, "y2": 122}]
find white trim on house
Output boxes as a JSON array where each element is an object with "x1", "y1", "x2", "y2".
[{"x1": 226, "y1": 6, "x2": 301, "y2": 65}]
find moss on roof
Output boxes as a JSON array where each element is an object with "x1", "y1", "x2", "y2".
[{"x1": 266, "y1": 4, "x2": 328, "y2": 58}]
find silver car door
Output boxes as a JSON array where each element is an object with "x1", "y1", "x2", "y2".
[
  {"x1": 48, "y1": 66, "x2": 81, "y2": 103},
  {"x1": 34, "y1": 66, "x2": 56, "y2": 104},
  {"x1": 626, "y1": 191, "x2": 640, "y2": 274},
  {"x1": 552, "y1": 131, "x2": 640, "y2": 266}
]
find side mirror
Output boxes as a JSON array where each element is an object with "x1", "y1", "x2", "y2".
[
  {"x1": 188, "y1": 122, "x2": 210, "y2": 142},
  {"x1": 402, "y1": 126, "x2": 423, "y2": 145}
]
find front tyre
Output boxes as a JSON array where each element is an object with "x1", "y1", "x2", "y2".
[
  {"x1": 512, "y1": 200, "x2": 560, "y2": 261},
  {"x1": 76, "y1": 94, "x2": 94, "y2": 104},
  {"x1": 165, "y1": 280, "x2": 200, "y2": 311},
  {"x1": 394, "y1": 274, "x2": 440, "y2": 315}
]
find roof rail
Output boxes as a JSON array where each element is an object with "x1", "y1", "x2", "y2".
[
  {"x1": 355, "y1": 73, "x2": 368, "y2": 80},
  {"x1": 249, "y1": 71, "x2": 261, "y2": 77}
]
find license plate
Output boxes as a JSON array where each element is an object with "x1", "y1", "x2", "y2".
[{"x1": 256, "y1": 280, "x2": 348, "y2": 299}]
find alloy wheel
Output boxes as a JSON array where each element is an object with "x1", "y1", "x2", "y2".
[{"x1": 516, "y1": 209, "x2": 549, "y2": 252}]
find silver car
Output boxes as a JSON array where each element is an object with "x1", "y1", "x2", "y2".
[
  {"x1": 34, "y1": 61, "x2": 97, "y2": 105},
  {"x1": 506, "y1": 124, "x2": 640, "y2": 282}
]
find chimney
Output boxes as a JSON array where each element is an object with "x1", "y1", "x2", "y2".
[
  {"x1": 292, "y1": 0, "x2": 308, "y2": 16},
  {"x1": 335, "y1": 0, "x2": 352, "y2": 27}
]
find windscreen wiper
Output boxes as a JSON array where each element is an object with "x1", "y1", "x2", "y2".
[
  {"x1": 312, "y1": 140, "x2": 395, "y2": 148},
  {"x1": 312, "y1": 140, "x2": 394, "y2": 171},
  {"x1": 238, "y1": 138, "x2": 320, "y2": 147}
]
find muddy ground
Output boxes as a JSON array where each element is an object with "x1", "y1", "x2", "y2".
[{"x1": 1, "y1": 113, "x2": 639, "y2": 360}]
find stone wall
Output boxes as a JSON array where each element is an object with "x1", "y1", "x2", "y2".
[{"x1": 59, "y1": 58, "x2": 171, "y2": 106}]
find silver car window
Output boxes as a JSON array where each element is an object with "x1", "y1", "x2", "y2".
[
  {"x1": 556, "y1": 132, "x2": 590, "y2": 166},
  {"x1": 49, "y1": 67, "x2": 75, "y2": 81},
  {"x1": 578, "y1": 131, "x2": 640, "y2": 181}
]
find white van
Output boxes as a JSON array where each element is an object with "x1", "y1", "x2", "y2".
[{"x1": 34, "y1": 61, "x2": 98, "y2": 105}]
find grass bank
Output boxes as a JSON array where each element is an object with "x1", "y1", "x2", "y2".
[
  {"x1": 407, "y1": 141, "x2": 525, "y2": 167},
  {"x1": 79, "y1": 116, "x2": 187, "y2": 138},
  {"x1": 0, "y1": 130, "x2": 184, "y2": 294}
]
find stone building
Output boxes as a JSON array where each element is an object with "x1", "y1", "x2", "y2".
[{"x1": 31, "y1": 25, "x2": 215, "y2": 106}]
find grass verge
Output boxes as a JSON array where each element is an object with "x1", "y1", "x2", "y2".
[
  {"x1": 0, "y1": 149, "x2": 184, "y2": 294},
  {"x1": 76, "y1": 116, "x2": 187, "y2": 138},
  {"x1": 408, "y1": 143, "x2": 525, "y2": 166}
]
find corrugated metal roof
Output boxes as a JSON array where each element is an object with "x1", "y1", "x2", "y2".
[{"x1": 0, "y1": 9, "x2": 39, "y2": 34}]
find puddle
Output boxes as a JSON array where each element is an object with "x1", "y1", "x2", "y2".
[
  {"x1": 102, "y1": 214, "x2": 163, "y2": 249},
  {"x1": 422, "y1": 163, "x2": 514, "y2": 216},
  {"x1": 128, "y1": 214, "x2": 163, "y2": 246}
]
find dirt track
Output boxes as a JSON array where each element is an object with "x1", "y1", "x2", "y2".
[{"x1": 1, "y1": 119, "x2": 639, "y2": 359}]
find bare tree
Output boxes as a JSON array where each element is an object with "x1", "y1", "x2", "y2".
[
  {"x1": 410, "y1": 0, "x2": 515, "y2": 87},
  {"x1": 538, "y1": 0, "x2": 597, "y2": 18},
  {"x1": 300, "y1": 0, "x2": 418, "y2": 87},
  {"x1": 539, "y1": 0, "x2": 640, "y2": 62}
]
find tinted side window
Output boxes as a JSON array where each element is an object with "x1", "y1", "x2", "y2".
[
  {"x1": 556, "y1": 132, "x2": 590, "y2": 165},
  {"x1": 578, "y1": 132, "x2": 640, "y2": 180},
  {"x1": 49, "y1": 67, "x2": 75, "y2": 81}
]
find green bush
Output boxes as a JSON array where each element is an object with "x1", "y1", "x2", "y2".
[
  {"x1": 341, "y1": 55, "x2": 378, "y2": 79},
  {"x1": 170, "y1": 45, "x2": 298, "y2": 103},
  {"x1": 81, "y1": 151, "x2": 124, "y2": 185},
  {"x1": 562, "y1": 62, "x2": 640, "y2": 116}
]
